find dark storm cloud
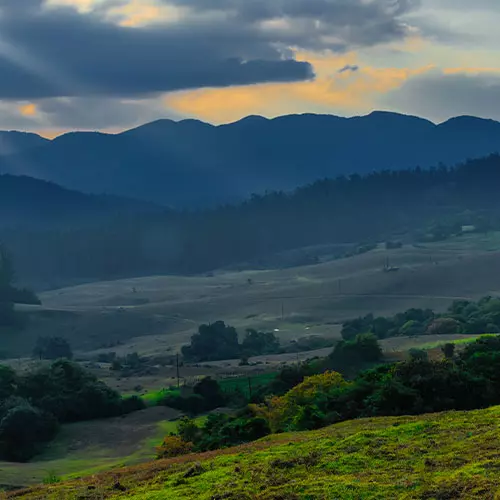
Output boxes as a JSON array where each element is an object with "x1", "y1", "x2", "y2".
[
  {"x1": 0, "y1": 0, "x2": 312, "y2": 99},
  {"x1": 0, "y1": 0, "x2": 420, "y2": 100},
  {"x1": 382, "y1": 71, "x2": 500, "y2": 122}
]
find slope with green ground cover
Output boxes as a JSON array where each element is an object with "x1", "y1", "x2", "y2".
[{"x1": 9, "y1": 404, "x2": 500, "y2": 499}]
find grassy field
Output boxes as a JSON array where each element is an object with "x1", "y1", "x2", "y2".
[
  {"x1": 7, "y1": 231, "x2": 500, "y2": 360},
  {"x1": 0, "y1": 407, "x2": 181, "y2": 489},
  {"x1": 9, "y1": 405, "x2": 500, "y2": 499}
]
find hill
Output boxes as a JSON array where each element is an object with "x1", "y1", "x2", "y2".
[
  {"x1": 0, "y1": 174, "x2": 160, "y2": 231},
  {"x1": 6, "y1": 153, "x2": 500, "y2": 287},
  {"x1": 6, "y1": 231, "x2": 500, "y2": 360},
  {"x1": 1, "y1": 112, "x2": 500, "y2": 206},
  {"x1": 9, "y1": 404, "x2": 500, "y2": 499},
  {"x1": 0, "y1": 131, "x2": 48, "y2": 156}
]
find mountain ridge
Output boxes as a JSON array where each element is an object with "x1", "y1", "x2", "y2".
[{"x1": 2, "y1": 111, "x2": 500, "y2": 207}]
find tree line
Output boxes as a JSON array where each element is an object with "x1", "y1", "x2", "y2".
[
  {"x1": 0, "y1": 245, "x2": 39, "y2": 328},
  {"x1": 0, "y1": 360, "x2": 144, "y2": 462},
  {"x1": 159, "y1": 334, "x2": 500, "y2": 456},
  {"x1": 6, "y1": 154, "x2": 500, "y2": 287},
  {"x1": 342, "y1": 296, "x2": 500, "y2": 340}
]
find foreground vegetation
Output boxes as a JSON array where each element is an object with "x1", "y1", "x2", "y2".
[{"x1": 10, "y1": 404, "x2": 500, "y2": 499}]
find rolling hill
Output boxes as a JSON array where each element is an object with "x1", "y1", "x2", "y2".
[
  {"x1": 0, "y1": 131, "x2": 48, "y2": 156},
  {"x1": 6, "y1": 232, "x2": 500, "y2": 360},
  {"x1": 9, "y1": 404, "x2": 500, "y2": 499},
  {"x1": 1, "y1": 112, "x2": 500, "y2": 206},
  {"x1": 0, "y1": 174, "x2": 160, "y2": 230}
]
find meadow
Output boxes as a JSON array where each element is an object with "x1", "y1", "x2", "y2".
[{"x1": 9, "y1": 405, "x2": 500, "y2": 499}]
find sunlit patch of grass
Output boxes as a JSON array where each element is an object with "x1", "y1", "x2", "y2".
[
  {"x1": 140, "y1": 389, "x2": 180, "y2": 407},
  {"x1": 11, "y1": 405, "x2": 500, "y2": 499},
  {"x1": 418, "y1": 334, "x2": 497, "y2": 351}
]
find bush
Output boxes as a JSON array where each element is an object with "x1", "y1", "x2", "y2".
[
  {"x1": 0, "y1": 365, "x2": 17, "y2": 400},
  {"x1": 0, "y1": 402, "x2": 58, "y2": 462},
  {"x1": 156, "y1": 435, "x2": 193, "y2": 459},
  {"x1": 121, "y1": 395, "x2": 146, "y2": 414},
  {"x1": 163, "y1": 378, "x2": 226, "y2": 414},
  {"x1": 328, "y1": 333, "x2": 382, "y2": 375},
  {"x1": 426, "y1": 318, "x2": 461, "y2": 335},
  {"x1": 441, "y1": 343, "x2": 456, "y2": 359},
  {"x1": 18, "y1": 360, "x2": 124, "y2": 423},
  {"x1": 408, "y1": 348, "x2": 428, "y2": 361}
]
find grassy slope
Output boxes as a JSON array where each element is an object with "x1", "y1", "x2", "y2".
[
  {"x1": 9, "y1": 231, "x2": 500, "y2": 359},
  {"x1": 10, "y1": 405, "x2": 500, "y2": 499},
  {"x1": 0, "y1": 407, "x2": 180, "y2": 489}
]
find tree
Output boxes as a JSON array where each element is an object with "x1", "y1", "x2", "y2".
[
  {"x1": 33, "y1": 337, "x2": 73, "y2": 360},
  {"x1": 0, "y1": 365, "x2": 16, "y2": 400},
  {"x1": 0, "y1": 402, "x2": 58, "y2": 462},
  {"x1": 426, "y1": 318, "x2": 461, "y2": 335},
  {"x1": 156, "y1": 435, "x2": 193, "y2": 459},
  {"x1": 182, "y1": 321, "x2": 240, "y2": 362},
  {"x1": 408, "y1": 348, "x2": 428, "y2": 361},
  {"x1": 0, "y1": 245, "x2": 14, "y2": 291},
  {"x1": 441, "y1": 343, "x2": 456, "y2": 359},
  {"x1": 193, "y1": 377, "x2": 225, "y2": 410},
  {"x1": 241, "y1": 329, "x2": 280, "y2": 356}
]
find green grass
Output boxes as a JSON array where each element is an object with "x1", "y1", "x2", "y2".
[
  {"x1": 418, "y1": 334, "x2": 497, "y2": 351},
  {"x1": 12, "y1": 405, "x2": 500, "y2": 499},
  {"x1": 141, "y1": 389, "x2": 180, "y2": 407},
  {"x1": 219, "y1": 372, "x2": 277, "y2": 397}
]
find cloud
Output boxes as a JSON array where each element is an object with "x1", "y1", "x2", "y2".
[
  {"x1": 165, "y1": 51, "x2": 434, "y2": 123},
  {"x1": 0, "y1": 0, "x2": 421, "y2": 101},
  {"x1": 381, "y1": 69, "x2": 500, "y2": 122},
  {"x1": 338, "y1": 65, "x2": 359, "y2": 73},
  {"x1": 18, "y1": 103, "x2": 39, "y2": 117}
]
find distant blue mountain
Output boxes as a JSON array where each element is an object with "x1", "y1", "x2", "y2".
[
  {"x1": 0, "y1": 174, "x2": 159, "y2": 230},
  {"x1": 1, "y1": 111, "x2": 499, "y2": 207}
]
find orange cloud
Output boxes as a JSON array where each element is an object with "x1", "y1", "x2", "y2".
[
  {"x1": 107, "y1": 0, "x2": 185, "y2": 27},
  {"x1": 443, "y1": 67, "x2": 500, "y2": 75},
  {"x1": 18, "y1": 103, "x2": 38, "y2": 117},
  {"x1": 45, "y1": 0, "x2": 100, "y2": 12},
  {"x1": 164, "y1": 51, "x2": 435, "y2": 123}
]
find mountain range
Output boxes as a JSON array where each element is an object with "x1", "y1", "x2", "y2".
[{"x1": 1, "y1": 111, "x2": 500, "y2": 207}]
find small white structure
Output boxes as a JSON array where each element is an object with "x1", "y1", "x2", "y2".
[{"x1": 461, "y1": 225, "x2": 476, "y2": 233}]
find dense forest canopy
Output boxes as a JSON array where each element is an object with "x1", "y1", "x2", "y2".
[{"x1": 4, "y1": 154, "x2": 500, "y2": 287}]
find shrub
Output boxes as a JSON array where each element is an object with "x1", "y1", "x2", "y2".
[
  {"x1": 18, "y1": 360, "x2": 123, "y2": 422},
  {"x1": 156, "y1": 435, "x2": 193, "y2": 459},
  {"x1": 0, "y1": 365, "x2": 17, "y2": 400},
  {"x1": 257, "y1": 371, "x2": 347, "y2": 432},
  {"x1": 0, "y1": 402, "x2": 58, "y2": 462},
  {"x1": 121, "y1": 395, "x2": 146, "y2": 414},
  {"x1": 426, "y1": 318, "x2": 461, "y2": 335},
  {"x1": 441, "y1": 343, "x2": 456, "y2": 359},
  {"x1": 408, "y1": 348, "x2": 428, "y2": 361}
]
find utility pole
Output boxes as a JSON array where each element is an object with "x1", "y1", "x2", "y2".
[
  {"x1": 281, "y1": 302, "x2": 284, "y2": 320},
  {"x1": 176, "y1": 354, "x2": 180, "y2": 389},
  {"x1": 248, "y1": 377, "x2": 252, "y2": 399}
]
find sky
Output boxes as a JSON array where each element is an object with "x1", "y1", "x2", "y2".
[{"x1": 0, "y1": 0, "x2": 499, "y2": 137}]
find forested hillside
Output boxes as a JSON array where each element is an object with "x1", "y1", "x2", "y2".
[
  {"x1": 0, "y1": 174, "x2": 160, "y2": 230},
  {"x1": 4, "y1": 154, "x2": 500, "y2": 287}
]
